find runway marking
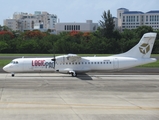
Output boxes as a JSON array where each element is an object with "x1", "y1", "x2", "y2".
[{"x1": 0, "y1": 102, "x2": 159, "y2": 110}]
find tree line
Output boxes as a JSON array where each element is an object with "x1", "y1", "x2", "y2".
[{"x1": 0, "y1": 10, "x2": 159, "y2": 54}]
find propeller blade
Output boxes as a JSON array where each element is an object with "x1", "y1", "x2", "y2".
[{"x1": 51, "y1": 54, "x2": 56, "y2": 68}]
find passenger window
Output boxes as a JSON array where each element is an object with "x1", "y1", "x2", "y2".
[
  {"x1": 16, "y1": 61, "x2": 18, "y2": 64},
  {"x1": 101, "y1": 62, "x2": 102, "y2": 64},
  {"x1": 85, "y1": 62, "x2": 87, "y2": 64}
]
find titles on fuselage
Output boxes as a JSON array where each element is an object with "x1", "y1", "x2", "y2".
[{"x1": 32, "y1": 60, "x2": 55, "y2": 68}]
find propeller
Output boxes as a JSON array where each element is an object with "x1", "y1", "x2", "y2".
[{"x1": 51, "y1": 54, "x2": 56, "y2": 68}]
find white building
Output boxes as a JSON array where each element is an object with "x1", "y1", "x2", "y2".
[
  {"x1": 55, "y1": 20, "x2": 98, "y2": 34},
  {"x1": 117, "y1": 8, "x2": 159, "y2": 31},
  {"x1": 3, "y1": 11, "x2": 57, "y2": 32},
  {"x1": 144, "y1": 10, "x2": 159, "y2": 31}
]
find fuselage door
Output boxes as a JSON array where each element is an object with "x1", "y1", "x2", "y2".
[{"x1": 113, "y1": 58, "x2": 119, "y2": 70}]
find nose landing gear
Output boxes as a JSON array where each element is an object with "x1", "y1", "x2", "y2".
[{"x1": 11, "y1": 73, "x2": 15, "y2": 77}]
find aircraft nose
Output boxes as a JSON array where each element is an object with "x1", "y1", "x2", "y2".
[{"x1": 3, "y1": 65, "x2": 9, "y2": 72}]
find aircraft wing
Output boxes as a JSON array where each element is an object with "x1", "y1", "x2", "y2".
[{"x1": 64, "y1": 54, "x2": 81, "y2": 62}]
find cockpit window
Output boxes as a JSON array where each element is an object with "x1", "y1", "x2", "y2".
[{"x1": 10, "y1": 61, "x2": 18, "y2": 64}]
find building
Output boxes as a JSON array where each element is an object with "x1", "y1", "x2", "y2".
[
  {"x1": 117, "y1": 8, "x2": 159, "y2": 31},
  {"x1": 3, "y1": 19, "x2": 19, "y2": 31},
  {"x1": 144, "y1": 10, "x2": 159, "y2": 31},
  {"x1": 3, "y1": 11, "x2": 57, "y2": 33},
  {"x1": 4, "y1": 8, "x2": 158, "y2": 33},
  {"x1": 113, "y1": 17, "x2": 118, "y2": 30},
  {"x1": 55, "y1": 20, "x2": 98, "y2": 34}
]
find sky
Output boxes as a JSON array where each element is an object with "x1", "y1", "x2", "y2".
[{"x1": 0, "y1": 0, "x2": 159, "y2": 25}]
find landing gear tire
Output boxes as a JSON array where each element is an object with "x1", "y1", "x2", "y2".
[
  {"x1": 71, "y1": 72, "x2": 77, "y2": 77},
  {"x1": 11, "y1": 73, "x2": 15, "y2": 77}
]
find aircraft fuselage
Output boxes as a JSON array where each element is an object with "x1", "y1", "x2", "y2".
[{"x1": 3, "y1": 56, "x2": 156, "y2": 74}]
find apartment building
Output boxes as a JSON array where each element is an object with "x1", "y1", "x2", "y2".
[
  {"x1": 3, "y1": 11, "x2": 57, "y2": 32},
  {"x1": 117, "y1": 8, "x2": 159, "y2": 31},
  {"x1": 3, "y1": 19, "x2": 19, "y2": 31},
  {"x1": 55, "y1": 20, "x2": 98, "y2": 34}
]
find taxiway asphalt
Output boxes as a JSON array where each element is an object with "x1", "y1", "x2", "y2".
[{"x1": 0, "y1": 73, "x2": 159, "y2": 120}]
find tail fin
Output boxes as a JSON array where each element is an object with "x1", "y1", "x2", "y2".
[{"x1": 114, "y1": 32, "x2": 157, "y2": 58}]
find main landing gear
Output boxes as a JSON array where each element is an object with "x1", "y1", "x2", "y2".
[{"x1": 71, "y1": 72, "x2": 77, "y2": 77}]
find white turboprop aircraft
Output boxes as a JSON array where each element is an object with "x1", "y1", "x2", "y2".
[{"x1": 3, "y1": 32, "x2": 157, "y2": 77}]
